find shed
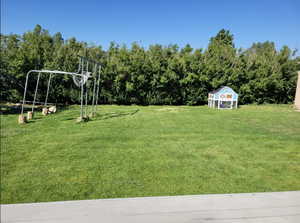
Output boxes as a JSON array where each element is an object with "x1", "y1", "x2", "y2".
[{"x1": 208, "y1": 86, "x2": 238, "y2": 109}]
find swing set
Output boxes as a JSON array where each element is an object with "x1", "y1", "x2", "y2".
[{"x1": 18, "y1": 56, "x2": 101, "y2": 124}]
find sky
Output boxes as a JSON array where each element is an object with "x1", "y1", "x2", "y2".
[{"x1": 1, "y1": 0, "x2": 300, "y2": 53}]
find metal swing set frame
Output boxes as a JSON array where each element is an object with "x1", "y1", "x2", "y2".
[{"x1": 20, "y1": 56, "x2": 101, "y2": 123}]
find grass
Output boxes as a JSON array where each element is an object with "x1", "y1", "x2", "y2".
[{"x1": 1, "y1": 104, "x2": 300, "y2": 204}]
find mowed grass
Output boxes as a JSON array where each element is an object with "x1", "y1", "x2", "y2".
[{"x1": 1, "y1": 104, "x2": 300, "y2": 204}]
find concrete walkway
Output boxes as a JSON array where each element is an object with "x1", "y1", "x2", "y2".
[{"x1": 2, "y1": 191, "x2": 300, "y2": 223}]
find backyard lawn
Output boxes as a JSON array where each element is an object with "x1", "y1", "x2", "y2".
[{"x1": 1, "y1": 104, "x2": 300, "y2": 204}]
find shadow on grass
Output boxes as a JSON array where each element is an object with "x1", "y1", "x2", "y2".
[
  {"x1": 94, "y1": 109, "x2": 139, "y2": 121},
  {"x1": 63, "y1": 109, "x2": 139, "y2": 122},
  {"x1": 61, "y1": 108, "x2": 139, "y2": 122},
  {"x1": 24, "y1": 120, "x2": 37, "y2": 124},
  {"x1": 1, "y1": 104, "x2": 139, "y2": 124}
]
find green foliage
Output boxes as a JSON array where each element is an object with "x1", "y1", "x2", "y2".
[{"x1": 1, "y1": 25, "x2": 299, "y2": 105}]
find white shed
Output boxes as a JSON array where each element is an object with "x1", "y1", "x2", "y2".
[{"x1": 208, "y1": 86, "x2": 238, "y2": 109}]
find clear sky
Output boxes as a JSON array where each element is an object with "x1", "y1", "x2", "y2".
[{"x1": 1, "y1": 0, "x2": 300, "y2": 53}]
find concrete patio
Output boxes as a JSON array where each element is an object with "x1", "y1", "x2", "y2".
[{"x1": 2, "y1": 191, "x2": 300, "y2": 223}]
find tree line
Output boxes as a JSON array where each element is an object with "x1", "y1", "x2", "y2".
[{"x1": 1, "y1": 24, "x2": 299, "y2": 105}]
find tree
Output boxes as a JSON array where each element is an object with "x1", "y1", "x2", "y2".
[{"x1": 1, "y1": 25, "x2": 299, "y2": 105}]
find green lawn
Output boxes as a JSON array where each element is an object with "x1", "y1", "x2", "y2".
[{"x1": 1, "y1": 104, "x2": 300, "y2": 204}]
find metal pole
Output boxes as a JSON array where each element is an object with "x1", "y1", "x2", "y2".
[
  {"x1": 80, "y1": 82, "x2": 84, "y2": 118},
  {"x1": 85, "y1": 83, "x2": 88, "y2": 117},
  {"x1": 32, "y1": 72, "x2": 41, "y2": 112},
  {"x1": 77, "y1": 57, "x2": 83, "y2": 103},
  {"x1": 76, "y1": 57, "x2": 81, "y2": 73},
  {"x1": 95, "y1": 66, "x2": 101, "y2": 112},
  {"x1": 91, "y1": 64, "x2": 97, "y2": 114},
  {"x1": 44, "y1": 73, "x2": 52, "y2": 106},
  {"x1": 80, "y1": 60, "x2": 84, "y2": 118},
  {"x1": 21, "y1": 71, "x2": 32, "y2": 115},
  {"x1": 84, "y1": 61, "x2": 89, "y2": 117}
]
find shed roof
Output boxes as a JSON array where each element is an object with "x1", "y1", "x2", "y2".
[
  {"x1": 209, "y1": 86, "x2": 224, "y2": 94},
  {"x1": 209, "y1": 86, "x2": 237, "y2": 95}
]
